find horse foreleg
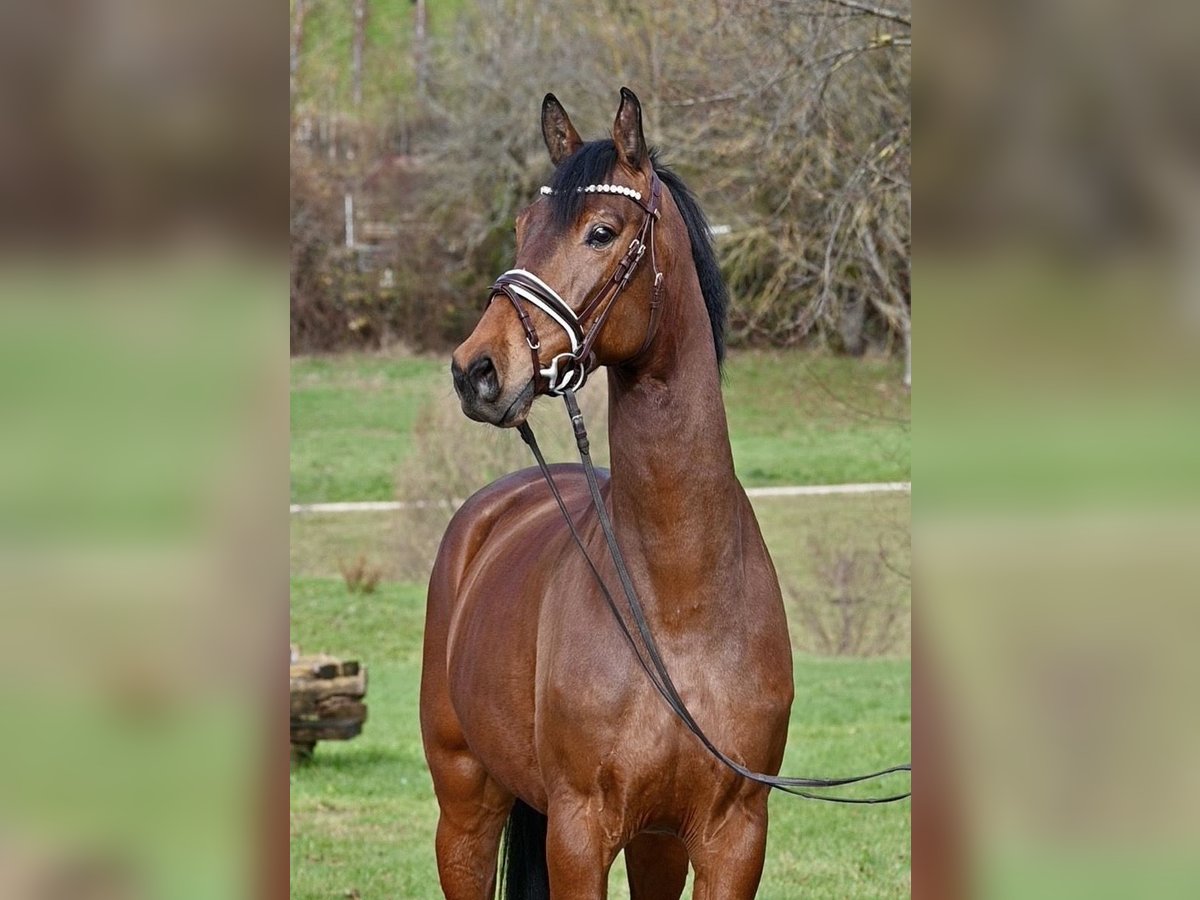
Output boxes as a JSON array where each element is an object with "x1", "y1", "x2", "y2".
[
  {"x1": 429, "y1": 746, "x2": 513, "y2": 900},
  {"x1": 625, "y1": 832, "x2": 689, "y2": 900},
  {"x1": 544, "y1": 796, "x2": 623, "y2": 900},
  {"x1": 688, "y1": 805, "x2": 769, "y2": 900}
]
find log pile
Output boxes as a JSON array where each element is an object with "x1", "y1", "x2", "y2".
[{"x1": 290, "y1": 645, "x2": 367, "y2": 762}]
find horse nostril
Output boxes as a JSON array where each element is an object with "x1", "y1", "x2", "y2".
[
  {"x1": 451, "y1": 358, "x2": 466, "y2": 389},
  {"x1": 467, "y1": 355, "x2": 500, "y2": 403}
]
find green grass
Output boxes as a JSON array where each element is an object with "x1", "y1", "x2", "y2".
[
  {"x1": 290, "y1": 578, "x2": 909, "y2": 899},
  {"x1": 291, "y1": 495, "x2": 911, "y2": 650},
  {"x1": 291, "y1": 354, "x2": 447, "y2": 503},
  {"x1": 291, "y1": 348, "x2": 909, "y2": 894},
  {"x1": 723, "y1": 351, "x2": 910, "y2": 487},
  {"x1": 290, "y1": 349, "x2": 909, "y2": 503}
]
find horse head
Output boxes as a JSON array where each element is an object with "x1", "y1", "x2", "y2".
[{"x1": 451, "y1": 88, "x2": 664, "y2": 426}]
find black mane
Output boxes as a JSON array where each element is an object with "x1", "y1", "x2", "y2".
[{"x1": 547, "y1": 141, "x2": 729, "y2": 366}]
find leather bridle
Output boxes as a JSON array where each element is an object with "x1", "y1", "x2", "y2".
[{"x1": 487, "y1": 172, "x2": 664, "y2": 396}]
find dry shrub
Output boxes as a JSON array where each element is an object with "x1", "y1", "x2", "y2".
[
  {"x1": 786, "y1": 536, "x2": 908, "y2": 657},
  {"x1": 338, "y1": 553, "x2": 382, "y2": 594},
  {"x1": 290, "y1": 158, "x2": 346, "y2": 353},
  {"x1": 290, "y1": 139, "x2": 472, "y2": 353},
  {"x1": 417, "y1": 0, "x2": 910, "y2": 356},
  {"x1": 391, "y1": 383, "x2": 610, "y2": 581},
  {"x1": 290, "y1": 0, "x2": 910, "y2": 359}
]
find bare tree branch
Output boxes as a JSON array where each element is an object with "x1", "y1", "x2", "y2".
[
  {"x1": 292, "y1": 0, "x2": 911, "y2": 362},
  {"x1": 813, "y1": 35, "x2": 911, "y2": 71},
  {"x1": 665, "y1": 87, "x2": 758, "y2": 108},
  {"x1": 822, "y1": 0, "x2": 911, "y2": 28}
]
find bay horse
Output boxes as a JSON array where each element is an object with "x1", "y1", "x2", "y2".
[{"x1": 420, "y1": 88, "x2": 794, "y2": 898}]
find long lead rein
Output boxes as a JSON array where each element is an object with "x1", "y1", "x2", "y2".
[
  {"x1": 499, "y1": 174, "x2": 908, "y2": 802},
  {"x1": 518, "y1": 393, "x2": 911, "y2": 804}
]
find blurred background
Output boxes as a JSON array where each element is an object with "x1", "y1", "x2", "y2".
[
  {"x1": 918, "y1": 0, "x2": 1200, "y2": 898},
  {"x1": 0, "y1": 2, "x2": 286, "y2": 899}
]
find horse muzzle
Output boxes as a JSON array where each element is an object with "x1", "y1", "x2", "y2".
[{"x1": 451, "y1": 353, "x2": 534, "y2": 427}]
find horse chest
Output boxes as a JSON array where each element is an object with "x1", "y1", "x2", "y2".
[{"x1": 539, "y1": 611, "x2": 770, "y2": 748}]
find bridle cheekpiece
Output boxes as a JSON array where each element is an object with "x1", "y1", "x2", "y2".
[{"x1": 487, "y1": 172, "x2": 664, "y2": 396}]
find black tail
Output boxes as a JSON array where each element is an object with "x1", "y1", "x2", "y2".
[{"x1": 498, "y1": 799, "x2": 549, "y2": 900}]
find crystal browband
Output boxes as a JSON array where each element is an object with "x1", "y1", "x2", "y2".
[{"x1": 539, "y1": 183, "x2": 643, "y2": 201}]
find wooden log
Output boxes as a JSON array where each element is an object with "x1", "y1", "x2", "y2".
[
  {"x1": 289, "y1": 647, "x2": 368, "y2": 748},
  {"x1": 290, "y1": 696, "x2": 364, "y2": 724},
  {"x1": 290, "y1": 670, "x2": 365, "y2": 694},
  {"x1": 290, "y1": 719, "x2": 365, "y2": 742},
  {"x1": 290, "y1": 670, "x2": 366, "y2": 697},
  {"x1": 314, "y1": 696, "x2": 367, "y2": 721},
  {"x1": 289, "y1": 656, "x2": 362, "y2": 679},
  {"x1": 291, "y1": 700, "x2": 367, "y2": 728},
  {"x1": 289, "y1": 671, "x2": 367, "y2": 716},
  {"x1": 291, "y1": 652, "x2": 336, "y2": 673}
]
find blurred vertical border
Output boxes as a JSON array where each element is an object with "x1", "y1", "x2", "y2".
[
  {"x1": 917, "y1": 0, "x2": 1200, "y2": 897},
  {"x1": 0, "y1": 2, "x2": 287, "y2": 899}
]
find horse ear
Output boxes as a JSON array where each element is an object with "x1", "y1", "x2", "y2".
[
  {"x1": 541, "y1": 94, "x2": 582, "y2": 167},
  {"x1": 612, "y1": 87, "x2": 647, "y2": 171}
]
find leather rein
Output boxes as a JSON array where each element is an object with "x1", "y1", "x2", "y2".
[{"x1": 494, "y1": 175, "x2": 911, "y2": 804}]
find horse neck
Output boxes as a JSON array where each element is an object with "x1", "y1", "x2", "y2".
[{"x1": 604, "y1": 244, "x2": 744, "y2": 624}]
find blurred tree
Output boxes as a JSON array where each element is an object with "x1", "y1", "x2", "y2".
[
  {"x1": 290, "y1": 0, "x2": 911, "y2": 364},
  {"x1": 352, "y1": 0, "x2": 367, "y2": 108},
  {"x1": 413, "y1": 0, "x2": 428, "y2": 101},
  {"x1": 291, "y1": 0, "x2": 306, "y2": 98}
]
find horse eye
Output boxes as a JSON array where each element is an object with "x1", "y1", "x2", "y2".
[{"x1": 587, "y1": 225, "x2": 616, "y2": 247}]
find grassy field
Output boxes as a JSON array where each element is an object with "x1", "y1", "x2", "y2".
[
  {"x1": 291, "y1": 579, "x2": 910, "y2": 899},
  {"x1": 290, "y1": 349, "x2": 909, "y2": 504},
  {"x1": 291, "y1": 355, "x2": 448, "y2": 503},
  {"x1": 291, "y1": 348, "x2": 910, "y2": 896},
  {"x1": 290, "y1": 493, "x2": 911, "y2": 655}
]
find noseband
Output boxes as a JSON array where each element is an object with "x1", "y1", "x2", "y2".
[{"x1": 487, "y1": 172, "x2": 664, "y2": 395}]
